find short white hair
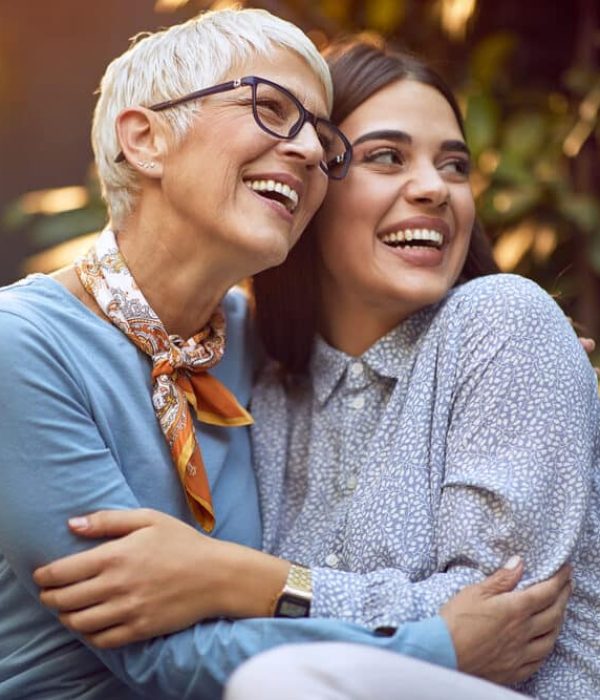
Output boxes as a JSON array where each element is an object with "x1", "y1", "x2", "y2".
[{"x1": 92, "y1": 8, "x2": 332, "y2": 229}]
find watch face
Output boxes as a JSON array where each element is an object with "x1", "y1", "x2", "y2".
[{"x1": 275, "y1": 595, "x2": 310, "y2": 618}]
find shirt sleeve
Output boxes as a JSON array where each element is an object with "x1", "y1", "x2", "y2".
[
  {"x1": 310, "y1": 276, "x2": 597, "y2": 628},
  {"x1": 0, "y1": 309, "x2": 456, "y2": 699}
]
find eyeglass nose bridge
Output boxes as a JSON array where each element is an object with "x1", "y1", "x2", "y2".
[{"x1": 285, "y1": 106, "x2": 317, "y2": 140}]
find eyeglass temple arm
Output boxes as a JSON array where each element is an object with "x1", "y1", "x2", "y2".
[
  {"x1": 114, "y1": 79, "x2": 245, "y2": 163},
  {"x1": 149, "y1": 79, "x2": 241, "y2": 112}
]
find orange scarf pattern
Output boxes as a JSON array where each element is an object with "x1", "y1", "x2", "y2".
[{"x1": 74, "y1": 229, "x2": 252, "y2": 532}]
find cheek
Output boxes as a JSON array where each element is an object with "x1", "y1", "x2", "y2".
[{"x1": 454, "y1": 187, "x2": 476, "y2": 230}]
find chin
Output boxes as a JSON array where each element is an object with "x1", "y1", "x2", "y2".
[{"x1": 252, "y1": 240, "x2": 292, "y2": 273}]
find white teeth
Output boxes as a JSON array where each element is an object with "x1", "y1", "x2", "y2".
[
  {"x1": 378, "y1": 228, "x2": 443, "y2": 247},
  {"x1": 246, "y1": 179, "x2": 299, "y2": 213}
]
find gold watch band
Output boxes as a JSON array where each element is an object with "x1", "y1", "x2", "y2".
[
  {"x1": 271, "y1": 563, "x2": 312, "y2": 617},
  {"x1": 287, "y1": 563, "x2": 312, "y2": 593}
]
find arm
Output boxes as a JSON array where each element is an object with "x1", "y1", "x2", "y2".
[
  {"x1": 0, "y1": 309, "x2": 458, "y2": 697},
  {"x1": 36, "y1": 507, "x2": 570, "y2": 686}
]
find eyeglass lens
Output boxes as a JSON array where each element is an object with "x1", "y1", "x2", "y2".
[{"x1": 252, "y1": 81, "x2": 348, "y2": 179}]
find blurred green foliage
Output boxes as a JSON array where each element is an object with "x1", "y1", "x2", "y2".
[{"x1": 2, "y1": 0, "x2": 598, "y2": 357}]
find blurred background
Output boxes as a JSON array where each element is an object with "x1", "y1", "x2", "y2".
[{"x1": 0, "y1": 0, "x2": 598, "y2": 355}]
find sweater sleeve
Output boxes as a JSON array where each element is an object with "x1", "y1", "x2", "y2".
[{"x1": 0, "y1": 308, "x2": 456, "y2": 699}]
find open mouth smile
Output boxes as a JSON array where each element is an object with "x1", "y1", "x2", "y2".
[
  {"x1": 245, "y1": 179, "x2": 299, "y2": 214},
  {"x1": 377, "y1": 228, "x2": 444, "y2": 250}
]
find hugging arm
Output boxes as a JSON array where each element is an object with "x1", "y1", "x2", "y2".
[
  {"x1": 0, "y1": 310, "x2": 461, "y2": 697},
  {"x1": 37, "y1": 508, "x2": 571, "y2": 685}
]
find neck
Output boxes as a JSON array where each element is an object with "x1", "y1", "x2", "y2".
[
  {"x1": 318, "y1": 302, "x2": 401, "y2": 358},
  {"x1": 318, "y1": 279, "x2": 411, "y2": 357},
  {"x1": 115, "y1": 213, "x2": 248, "y2": 340}
]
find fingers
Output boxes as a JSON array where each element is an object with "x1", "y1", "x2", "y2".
[
  {"x1": 519, "y1": 627, "x2": 561, "y2": 668},
  {"x1": 85, "y1": 624, "x2": 146, "y2": 649},
  {"x1": 527, "y1": 580, "x2": 570, "y2": 639},
  {"x1": 508, "y1": 659, "x2": 545, "y2": 685},
  {"x1": 477, "y1": 556, "x2": 524, "y2": 596},
  {"x1": 59, "y1": 603, "x2": 125, "y2": 636},
  {"x1": 579, "y1": 337, "x2": 596, "y2": 354},
  {"x1": 67, "y1": 508, "x2": 158, "y2": 538},
  {"x1": 518, "y1": 564, "x2": 572, "y2": 615},
  {"x1": 40, "y1": 576, "x2": 116, "y2": 612},
  {"x1": 34, "y1": 545, "x2": 114, "y2": 588},
  {"x1": 35, "y1": 509, "x2": 160, "y2": 588}
]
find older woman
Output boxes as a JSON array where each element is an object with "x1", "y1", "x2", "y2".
[{"x1": 0, "y1": 10, "x2": 563, "y2": 700}]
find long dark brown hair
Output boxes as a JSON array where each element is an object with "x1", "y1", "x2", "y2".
[{"x1": 254, "y1": 37, "x2": 499, "y2": 374}]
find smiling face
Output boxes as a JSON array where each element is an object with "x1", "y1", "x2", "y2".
[
  {"x1": 158, "y1": 47, "x2": 330, "y2": 277},
  {"x1": 314, "y1": 79, "x2": 475, "y2": 349}
]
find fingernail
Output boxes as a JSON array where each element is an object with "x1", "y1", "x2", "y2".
[
  {"x1": 68, "y1": 516, "x2": 89, "y2": 530},
  {"x1": 503, "y1": 555, "x2": 522, "y2": 570}
]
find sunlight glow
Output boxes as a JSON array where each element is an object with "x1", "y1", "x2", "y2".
[
  {"x1": 438, "y1": 0, "x2": 477, "y2": 40},
  {"x1": 19, "y1": 186, "x2": 89, "y2": 215},
  {"x1": 154, "y1": 0, "x2": 191, "y2": 12},
  {"x1": 494, "y1": 223, "x2": 534, "y2": 271},
  {"x1": 563, "y1": 82, "x2": 600, "y2": 157},
  {"x1": 494, "y1": 222, "x2": 558, "y2": 271}
]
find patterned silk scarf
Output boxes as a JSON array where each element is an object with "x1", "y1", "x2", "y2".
[{"x1": 74, "y1": 229, "x2": 252, "y2": 532}]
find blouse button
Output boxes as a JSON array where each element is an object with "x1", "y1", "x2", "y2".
[
  {"x1": 346, "y1": 475, "x2": 358, "y2": 491},
  {"x1": 350, "y1": 395, "x2": 365, "y2": 410},
  {"x1": 349, "y1": 362, "x2": 363, "y2": 377},
  {"x1": 325, "y1": 553, "x2": 340, "y2": 568}
]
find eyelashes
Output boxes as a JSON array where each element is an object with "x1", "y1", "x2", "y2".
[
  {"x1": 359, "y1": 146, "x2": 471, "y2": 177},
  {"x1": 362, "y1": 148, "x2": 404, "y2": 166}
]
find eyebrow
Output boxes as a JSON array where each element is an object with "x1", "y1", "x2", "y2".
[{"x1": 352, "y1": 129, "x2": 471, "y2": 157}]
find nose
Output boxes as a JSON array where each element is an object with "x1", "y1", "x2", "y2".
[
  {"x1": 277, "y1": 122, "x2": 324, "y2": 169},
  {"x1": 402, "y1": 160, "x2": 449, "y2": 208}
]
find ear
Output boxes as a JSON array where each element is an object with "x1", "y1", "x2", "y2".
[{"x1": 115, "y1": 107, "x2": 168, "y2": 177}]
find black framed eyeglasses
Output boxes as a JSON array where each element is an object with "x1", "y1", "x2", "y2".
[{"x1": 115, "y1": 75, "x2": 352, "y2": 180}]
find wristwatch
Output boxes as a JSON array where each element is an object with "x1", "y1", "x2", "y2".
[{"x1": 272, "y1": 563, "x2": 312, "y2": 618}]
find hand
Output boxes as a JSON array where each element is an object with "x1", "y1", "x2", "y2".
[
  {"x1": 578, "y1": 336, "x2": 595, "y2": 355},
  {"x1": 33, "y1": 508, "x2": 288, "y2": 648},
  {"x1": 440, "y1": 559, "x2": 571, "y2": 685},
  {"x1": 577, "y1": 336, "x2": 599, "y2": 377}
]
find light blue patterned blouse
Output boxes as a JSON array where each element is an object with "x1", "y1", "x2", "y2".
[{"x1": 252, "y1": 274, "x2": 600, "y2": 699}]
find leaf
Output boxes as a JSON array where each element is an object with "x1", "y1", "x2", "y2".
[
  {"x1": 502, "y1": 111, "x2": 548, "y2": 162},
  {"x1": 557, "y1": 193, "x2": 600, "y2": 234},
  {"x1": 364, "y1": 0, "x2": 406, "y2": 32},
  {"x1": 470, "y1": 32, "x2": 517, "y2": 90},
  {"x1": 493, "y1": 154, "x2": 537, "y2": 187},
  {"x1": 590, "y1": 232, "x2": 600, "y2": 274},
  {"x1": 562, "y1": 67, "x2": 600, "y2": 96},
  {"x1": 465, "y1": 93, "x2": 500, "y2": 157},
  {"x1": 478, "y1": 185, "x2": 542, "y2": 226},
  {"x1": 28, "y1": 208, "x2": 108, "y2": 251}
]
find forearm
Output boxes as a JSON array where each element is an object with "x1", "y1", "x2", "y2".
[{"x1": 98, "y1": 615, "x2": 455, "y2": 698}]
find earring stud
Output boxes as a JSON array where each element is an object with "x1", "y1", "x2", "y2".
[{"x1": 137, "y1": 161, "x2": 156, "y2": 170}]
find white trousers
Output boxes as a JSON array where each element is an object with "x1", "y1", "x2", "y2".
[{"x1": 224, "y1": 643, "x2": 526, "y2": 700}]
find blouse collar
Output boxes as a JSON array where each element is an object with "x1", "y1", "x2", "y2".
[{"x1": 311, "y1": 304, "x2": 439, "y2": 406}]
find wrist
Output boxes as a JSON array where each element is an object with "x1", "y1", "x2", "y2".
[{"x1": 216, "y1": 541, "x2": 291, "y2": 618}]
